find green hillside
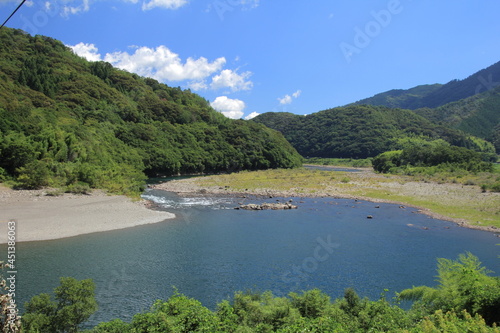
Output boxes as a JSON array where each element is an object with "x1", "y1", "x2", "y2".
[
  {"x1": 413, "y1": 86, "x2": 500, "y2": 152},
  {"x1": 352, "y1": 84, "x2": 442, "y2": 109},
  {"x1": 253, "y1": 105, "x2": 495, "y2": 159},
  {"x1": 354, "y1": 61, "x2": 500, "y2": 110},
  {"x1": 352, "y1": 61, "x2": 500, "y2": 150},
  {"x1": 0, "y1": 28, "x2": 302, "y2": 195}
]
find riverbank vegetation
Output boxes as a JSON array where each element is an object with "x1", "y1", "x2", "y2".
[
  {"x1": 372, "y1": 142, "x2": 500, "y2": 193},
  {"x1": 304, "y1": 157, "x2": 373, "y2": 168},
  {"x1": 0, "y1": 28, "x2": 302, "y2": 197},
  {"x1": 14, "y1": 253, "x2": 500, "y2": 332}
]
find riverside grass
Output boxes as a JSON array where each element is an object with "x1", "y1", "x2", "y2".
[{"x1": 186, "y1": 167, "x2": 500, "y2": 228}]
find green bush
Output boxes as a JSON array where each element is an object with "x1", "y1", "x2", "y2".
[
  {"x1": 23, "y1": 277, "x2": 98, "y2": 333},
  {"x1": 373, "y1": 142, "x2": 494, "y2": 174},
  {"x1": 15, "y1": 160, "x2": 50, "y2": 189},
  {"x1": 65, "y1": 182, "x2": 92, "y2": 195}
]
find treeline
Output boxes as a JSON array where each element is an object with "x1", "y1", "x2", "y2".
[
  {"x1": 11, "y1": 253, "x2": 500, "y2": 332},
  {"x1": 372, "y1": 141, "x2": 495, "y2": 174},
  {"x1": 0, "y1": 28, "x2": 302, "y2": 195},
  {"x1": 352, "y1": 84, "x2": 443, "y2": 109},
  {"x1": 253, "y1": 105, "x2": 496, "y2": 159}
]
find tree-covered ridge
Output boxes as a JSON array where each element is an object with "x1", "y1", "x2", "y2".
[
  {"x1": 0, "y1": 28, "x2": 302, "y2": 194},
  {"x1": 17, "y1": 253, "x2": 500, "y2": 332},
  {"x1": 352, "y1": 61, "x2": 500, "y2": 151},
  {"x1": 252, "y1": 105, "x2": 495, "y2": 159},
  {"x1": 352, "y1": 84, "x2": 443, "y2": 109},
  {"x1": 354, "y1": 60, "x2": 500, "y2": 110},
  {"x1": 413, "y1": 85, "x2": 500, "y2": 152}
]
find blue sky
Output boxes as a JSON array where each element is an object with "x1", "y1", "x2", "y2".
[{"x1": 2, "y1": 0, "x2": 500, "y2": 119}]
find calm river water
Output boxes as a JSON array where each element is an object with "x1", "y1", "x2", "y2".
[{"x1": 5, "y1": 187, "x2": 500, "y2": 328}]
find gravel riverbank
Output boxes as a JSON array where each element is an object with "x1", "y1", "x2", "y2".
[{"x1": 0, "y1": 185, "x2": 175, "y2": 243}]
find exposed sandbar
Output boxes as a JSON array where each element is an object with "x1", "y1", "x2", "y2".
[{"x1": 0, "y1": 186, "x2": 175, "y2": 244}]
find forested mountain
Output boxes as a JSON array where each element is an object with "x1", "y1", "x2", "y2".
[
  {"x1": 354, "y1": 60, "x2": 500, "y2": 110},
  {"x1": 413, "y1": 86, "x2": 500, "y2": 152},
  {"x1": 253, "y1": 105, "x2": 495, "y2": 159},
  {"x1": 351, "y1": 84, "x2": 443, "y2": 109},
  {"x1": 352, "y1": 61, "x2": 500, "y2": 152},
  {"x1": 0, "y1": 28, "x2": 302, "y2": 194}
]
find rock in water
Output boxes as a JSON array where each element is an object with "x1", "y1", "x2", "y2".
[{"x1": 236, "y1": 203, "x2": 298, "y2": 210}]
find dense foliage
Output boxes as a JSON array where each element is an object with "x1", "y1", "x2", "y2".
[
  {"x1": 398, "y1": 253, "x2": 500, "y2": 327},
  {"x1": 253, "y1": 105, "x2": 495, "y2": 159},
  {"x1": 22, "y1": 278, "x2": 97, "y2": 333},
  {"x1": 353, "y1": 61, "x2": 500, "y2": 153},
  {"x1": 0, "y1": 28, "x2": 302, "y2": 195},
  {"x1": 372, "y1": 141, "x2": 494, "y2": 174},
  {"x1": 414, "y1": 86, "x2": 500, "y2": 152},
  {"x1": 19, "y1": 254, "x2": 500, "y2": 332}
]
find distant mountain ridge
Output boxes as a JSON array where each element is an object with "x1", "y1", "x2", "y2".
[
  {"x1": 352, "y1": 60, "x2": 500, "y2": 152},
  {"x1": 352, "y1": 84, "x2": 443, "y2": 109},
  {"x1": 354, "y1": 61, "x2": 500, "y2": 110}
]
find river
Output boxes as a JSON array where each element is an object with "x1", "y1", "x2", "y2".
[{"x1": 7, "y1": 188, "x2": 500, "y2": 328}]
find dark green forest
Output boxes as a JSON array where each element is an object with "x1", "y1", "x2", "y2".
[
  {"x1": 0, "y1": 28, "x2": 302, "y2": 195},
  {"x1": 414, "y1": 86, "x2": 500, "y2": 152},
  {"x1": 253, "y1": 105, "x2": 496, "y2": 159},
  {"x1": 353, "y1": 61, "x2": 500, "y2": 152},
  {"x1": 9, "y1": 253, "x2": 499, "y2": 332}
]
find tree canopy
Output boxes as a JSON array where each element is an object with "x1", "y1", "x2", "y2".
[
  {"x1": 0, "y1": 28, "x2": 302, "y2": 195},
  {"x1": 253, "y1": 105, "x2": 495, "y2": 159}
]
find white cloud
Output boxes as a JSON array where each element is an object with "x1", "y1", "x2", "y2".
[
  {"x1": 68, "y1": 42, "x2": 102, "y2": 61},
  {"x1": 104, "y1": 46, "x2": 226, "y2": 82},
  {"x1": 210, "y1": 69, "x2": 253, "y2": 92},
  {"x1": 62, "y1": 0, "x2": 90, "y2": 17},
  {"x1": 292, "y1": 90, "x2": 302, "y2": 98},
  {"x1": 45, "y1": 0, "x2": 186, "y2": 17},
  {"x1": 278, "y1": 90, "x2": 302, "y2": 105},
  {"x1": 188, "y1": 81, "x2": 208, "y2": 91},
  {"x1": 244, "y1": 112, "x2": 260, "y2": 120},
  {"x1": 68, "y1": 42, "x2": 254, "y2": 94},
  {"x1": 142, "y1": 0, "x2": 187, "y2": 11},
  {"x1": 210, "y1": 96, "x2": 246, "y2": 119},
  {"x1": 278, "y1": 95, "x2": 292, "y2": 105}
]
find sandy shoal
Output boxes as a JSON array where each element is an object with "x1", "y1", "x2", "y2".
[{"x1": 0, "y1": 186, "x2": 175, "y2": 244}]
